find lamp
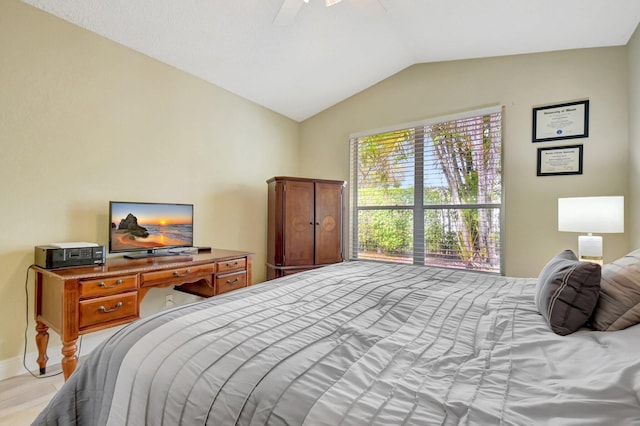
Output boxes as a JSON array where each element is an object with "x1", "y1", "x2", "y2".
[{"x1": 558, "y1": 196, "x2": 624, "y2": 264}]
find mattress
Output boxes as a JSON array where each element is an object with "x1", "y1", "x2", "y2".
[{"x1": 33, "y1": 261, "x2": 640, "y2": 425}]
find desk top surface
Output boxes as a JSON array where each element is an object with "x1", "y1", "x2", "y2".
[{"x1": 32, "y1": 248, "x2": 253, "y2": 279}]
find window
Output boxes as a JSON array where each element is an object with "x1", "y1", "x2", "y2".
[{"x1": 349, "y1": 106, "x2": 503, "y2": 273}]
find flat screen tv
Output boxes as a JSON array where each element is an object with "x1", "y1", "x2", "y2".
[{"x1": 109, "y1": 201, "x2": 194, "y2": 258}]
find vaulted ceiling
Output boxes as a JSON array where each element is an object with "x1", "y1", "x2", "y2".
[{"x1": 23, "y1": 0, "x2": 640, "y2": 121}]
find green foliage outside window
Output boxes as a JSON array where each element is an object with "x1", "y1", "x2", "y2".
[{"x1": 353, "y1": 112, "x2": 502, "y2": 272}]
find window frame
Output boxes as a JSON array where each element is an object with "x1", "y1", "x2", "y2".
[{"x1": 349, "y1": 105, "x2": 504, "y2": 274}]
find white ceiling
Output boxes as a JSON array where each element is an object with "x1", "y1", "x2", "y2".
[{"x1": 22, "y1": 0, "x2": 640, "y2": 122}]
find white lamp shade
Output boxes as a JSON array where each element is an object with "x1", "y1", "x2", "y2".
[{"x1": 558, "y1": 196, "x2": 624, "y2": 233}]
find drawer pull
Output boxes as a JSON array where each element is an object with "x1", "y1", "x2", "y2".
[
  {"x1": 98, "y1": 279, "x2": 123, "y2": 289},
  {"x1": 226, "y1": 277, "x2": 240, "y2": 285},
  {"x1": 98, "y1": 302, "x2": 123, "y2": 313},
  {"x1": 226, "y1": 261, "x2": 239, "y2": 267},
  {"x1": 173, "y1": 268, "x2": 191, "y2": 277}
]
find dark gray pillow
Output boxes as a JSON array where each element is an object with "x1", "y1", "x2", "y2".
[
  {"x1": 535, "y1": 250, "x2": 601, "y2": 335},
  {"x1": 591, "y1": 249, "x2": 640, "y2": 331}
]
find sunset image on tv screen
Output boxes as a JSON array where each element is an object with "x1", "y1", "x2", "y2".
[{"x1": 110, "y1": 202, "x2": 193, "y2": 252}]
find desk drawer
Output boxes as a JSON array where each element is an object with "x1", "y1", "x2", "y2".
[
  {"x1": 79, "y1": 292, "x2": 138, "y2": 329},
  {"x1": 140, "y1": 264, "x2": 215, "y2": 287},
  {"x1": 216, "y1": 271, "x2": 247, "y2": 295},
  {"x1": 79, "y1": 275, "x2": 137, "y2": 298},
  {"x1": 217, "y1": 257, "x2": 246, "y2": 274}
]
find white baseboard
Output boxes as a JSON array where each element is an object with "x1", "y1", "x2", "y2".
[
  {"x1": 0, "y1": 351, "x2": 56, "y2": 381},
  {"x1": 0, "y1": 329, "x2": 118, "y2": 381}
]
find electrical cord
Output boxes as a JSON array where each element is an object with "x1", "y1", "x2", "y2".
[{"x1": 22, "y1": 264, "x2": 65, "y2": 379}]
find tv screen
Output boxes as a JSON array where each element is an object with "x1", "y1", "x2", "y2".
[{"x1": 109, "y1": 201, "x2": 194, "y2": 256}]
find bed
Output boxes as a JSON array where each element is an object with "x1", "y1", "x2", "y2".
[{"x1": 33, "y1": 258, "x2": 640, "y2": 425}]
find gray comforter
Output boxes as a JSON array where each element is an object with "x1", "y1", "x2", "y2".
[{"x1": 33, "y1": 261, "x2": 640, "y2": 425}]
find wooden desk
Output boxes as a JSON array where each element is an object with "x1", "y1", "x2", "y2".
[{"x1": 33, "y1": 249, "x2": 253, "y2": 379}]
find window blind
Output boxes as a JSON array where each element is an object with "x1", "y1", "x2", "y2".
[{"x1": 349, "y1": 106, "x2": 503, "y2": 273}]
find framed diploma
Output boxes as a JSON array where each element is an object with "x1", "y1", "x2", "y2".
[
  {"x1": 532, "y1": 100, "x2": 589, "y2": 142},
  {"x1": 537, "y1": 145, "x2": 583, "y2": 176}
]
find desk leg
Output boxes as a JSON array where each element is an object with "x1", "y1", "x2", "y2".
[
  {"x1": 35, "y1": 321, "x2": 49, "y2": 375},
  {"x1": 61, "y1": 340, "x2": 78, "y2": 380}
]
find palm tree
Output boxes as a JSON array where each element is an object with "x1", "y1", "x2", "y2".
[{"x1": 429, "y1": 114, "x2": 501, "y2": 268}]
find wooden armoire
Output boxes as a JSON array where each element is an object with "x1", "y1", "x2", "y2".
[{"x1": 266, "y1": 176, "x2": 345, "y2": 280}]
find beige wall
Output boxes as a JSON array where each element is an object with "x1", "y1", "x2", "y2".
[
  {"x1": 0, "y1": 1, "x2": 299, "y2": 370},
  {"x1": 299, "y1": 48, "x2": 631, "y2": 278},
  {"x1": 629, "y1": 25, "x2": 640, "y2": 248}
]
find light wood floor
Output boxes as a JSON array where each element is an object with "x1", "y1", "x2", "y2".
[{"x1": 0, "y1": 370, "x2": 64, "y2": 426}]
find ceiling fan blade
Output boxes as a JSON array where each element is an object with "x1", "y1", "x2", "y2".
[{"x1": 273, "y1": 0, "x2": 304, "y2": 26}]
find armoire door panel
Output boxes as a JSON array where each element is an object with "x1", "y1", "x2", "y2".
[
  {"x1": 314, "y1": 182, "x2": 343, "y2": 265},
  {"x1": 266, "y1": 180, "x2": 284, "y2": 265},
  {"x1": 283, "y1": 180, "x2": 315, "y2": 265}
]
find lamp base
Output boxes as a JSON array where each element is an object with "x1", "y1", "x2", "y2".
[
  {"x1": 578, "y1": 255, "x2": 603, "y2": 265},
  {"x1": 578, "y1": 235, "x2": 603, "y2": 265}
]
